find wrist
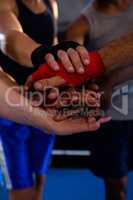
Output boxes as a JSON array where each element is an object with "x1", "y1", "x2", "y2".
[
  {"x1": 98, "y1": 48, "x2": 112, "y2": 71},
  {"x1": 31, "y1": 107, "x2": 56, "y2": 133},
  {"x1": 31, "y1": 41, "x2": 80, "y2": 68},
  {"x1": 6, "y1": 30, "x2": 40, "y2": 66},
  {"x1": 31, "y1": 51, "x2": 105, "y2": 87}
]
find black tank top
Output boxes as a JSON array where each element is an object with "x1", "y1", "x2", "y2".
[{"x1": 0, "y1": 0, "x2": 55, "y2": 85}]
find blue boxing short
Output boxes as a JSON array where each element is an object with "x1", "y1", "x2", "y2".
[
  {"x1": 0, "y1": 118, "x2": 55, "y2": 190},
  {"x1": 88, "y1": 120, "x2": 133, "y2": 178}
]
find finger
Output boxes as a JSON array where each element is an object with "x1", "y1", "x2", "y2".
[
  {"x1": 53, "y1": 109, "x2": 81, "y2": 122},
  {"x1": 34, "y1": 76, "x2": 66, "y2": 91},
  {"x1": 98, "y1": 116, "x2": 112, "y2": 124},
  {"x1": 82, "y1": 91, "x2": 100, "y2": 106},
  {"x1": 13, "y1": 85, "x2": 23, "y2": 94},
  {"x1": 59, "y1": 117, "x2": 97, "y2": 134},
  {"x1": 45, "y1": 108, "x2": 57, "y2": 115},
  {"x1": 24, "y1": 75, "x2": 33, "y2": 90},
  {"x1": 86, "y1": 100, "x2": 100, "y2": 107},
  {"x1": 83, "y1": 97, "x2": 100, "y2": 107},
  {"x1": 69, "y1": 90, "x2": 99, "y2": 107},
  {"x1": 30, "y1": 99, "x2": 42, "y2": 107},
  {"x1": 48, "y1": 88, "x2": 60, "y2": 100},
  {"x1": 67, "y1": 48, "x2": 85, "y2": 74},
  {"x1": 76, "y1": 46, "x2": 90, "y2": 66},
  {"x1": 87, "y1": 117, "x2": 97, "y2": 124},
  {"x1": 84, "y1": 90, "x2": 99, "y2": 99},
  {"x1": 45, "y1": 53, "x2": 59, "y2": 71},
  {"x1": 87, "y1": 83, "x2": 100, "y2": 92},
  {"x1": 87, "y1": 117, "x2": 101, "y2": 131},
  {"x1": 57, "y1": 50, "x2": 75, "y2": 73},
  {"x1": 79, "y1": 117, "x2": 100, "y2": 132}
]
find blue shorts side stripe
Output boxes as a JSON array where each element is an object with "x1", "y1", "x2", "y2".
[{"x1": 0, "y1": 139, "x2": 12, "y2": 189}]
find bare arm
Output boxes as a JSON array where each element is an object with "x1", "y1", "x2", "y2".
[
  {"x1": 0, "y1": 0, "x2": 40, "y2": 66},
  {"x1": 99, "y1": 32, "x2": 133, "y2": 72},
  {"x1": 66, "y1": 14, "x2": 89, "y2": 44},
  {"x1": 0, "y1": 0, "x2": 90, "y2": 74},
  {"x1": 0, "y1": 69, "x2": 53, "y2": 131},
  {"x1": 107, "y1": 66, "x2": 133, "y2": 88},
  {"x1": 67, "y1": 11, "x2": 133, "y2": 72},
  {"x1": 0, "y1": 69, "x2": 106, "y2": 134}
]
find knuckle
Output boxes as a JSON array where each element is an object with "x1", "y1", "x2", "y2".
[
  {"x1": 74, "y1": 58, "x2": 82, "y2": 66},
  {"x1": 62, "y1": 57, "x2": 71, "y2": 66},
  {"x1": 63, "y1": 55, "x2": 69, "y2": 62},
  {"x1": 42, "y1": 80, "x2": 50, "y2": 89},
  {"x1": 67, "y1": 48, "x2": 75, "y2": 55},
  {"x1": 57, "y1": 50, "x2": 66, "y2": 58},
  {"x1": 45, "y1": 53, "x2": 53, "y2": 60},
  {"x1": 70, "y1": 52, "x2": 80, "y2": 63},
  {"x1": 76, "y1": 45, "x2": 83, "y2": 51},
  {"x1": 77, "y1": 46, "x2": 88, "y2": 56},
  {"x1": 48, "y1": 60, "x2": 55, "y2": 66},
  {"x1": 62, "y1": 57, "x2": 72, "y2": 67},
  {"x1": 75, "y1": 62, "x2": 82, "y2": 68},
  {"x1": 77, "y1": 45, "x2": 87, "y2": 52}
]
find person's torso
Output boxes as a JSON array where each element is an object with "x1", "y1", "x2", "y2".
[
  {"x1": 58, "y1": 0, "x2": 88, "y2": 32},
  {"x1": 83, "y1": 1, "x2": 133, "y2": 50},
  {"x1": 0, "y1": 0, "x2": 55, "y2": 85},
  {"x1": 83, "y1": 1, "x2": 133, "y2": 120}
]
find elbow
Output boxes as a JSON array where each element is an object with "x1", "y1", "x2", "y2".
[
  {"x1": 0, "y1": 30, "x2": 27, "y2": 66},
  {"x1": 5, "y1": 31, "x2": 22, "y2": 63}
]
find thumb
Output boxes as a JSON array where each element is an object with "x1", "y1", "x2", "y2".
[{"x1": 34, "y1": 76, "x2": 66, "y2": 91}]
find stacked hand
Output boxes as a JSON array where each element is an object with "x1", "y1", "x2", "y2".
[{"x1": 24, "y1": 41, "x2": 111, "y2": 133}]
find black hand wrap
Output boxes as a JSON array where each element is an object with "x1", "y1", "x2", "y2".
[{"x1": 31, "y1": 41, "x2": 80, "y2": 68}]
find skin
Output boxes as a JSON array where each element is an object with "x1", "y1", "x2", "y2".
[
  {"x1": 22, "y1": 0, "x2": 133, "y2": 199},
  {"x1": 0, "y1": 0, "x2": 93, "y2": 199},
  {"x1": 67, "y1": 0, "x2": 133, "y2": 70},
  {"x1": 66, "y1": 1, "x2": 133, "y2": 200},
  {"x1": 1, "y1": 70, "x2": 107, "y2": 134},
  {"x1": 0, "y1": 0, "x2": 90, "y2": 74},
  {"x1": 0, "y1": 69, "x2": 111, "y2": 200},
  {"x1": 34, "y1": 31, "x2": 133, "y2": 91},
  {"x1": 24, "y1": 9, "x2": 133, "y2": 199},
  {"x1": 0, "y1": 0, "x2": 129, "y2": 199}
]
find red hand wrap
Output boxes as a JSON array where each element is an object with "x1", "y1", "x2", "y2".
[{"x1": 32, "y1": 52, "x2": 105, "y2": 87}]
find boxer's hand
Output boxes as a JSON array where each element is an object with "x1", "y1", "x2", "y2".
[
  {"x1": 48, "y1": 113, "x2": 111, "y2": 135},
  {"x1": 46, "y1": 89, "x2": 100, "y2": 110},
  {"x1": 53, "y1": 116, "x2": 112, "y2": 134},
  {"x1": 25, "y1": 75, "x2": 65, "y2": 91},
  {"x1": 31, "y1": 41, "x2": 90, "y2": 74},
  {"x1": 29, "y1": 44, "x2": 104, "y2": 90},
  {"x1": 45, "y1": 46, "x2": 90, "y2": 74},
  {"x1": 53, "y1": 83, "x2": 100, "y2": 109}
]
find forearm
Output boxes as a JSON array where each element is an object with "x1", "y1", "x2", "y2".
[
  {"x1": 0, "y1": 71, "x2": 101, "y2": 135},
  {"x1": 3, "y1": 30, "x2": 40, "y2": 66},
  {"x1": 98, "y1": 32, "x2": 133, "y2": 72},
  {"x1": 106, "y1": 66, "x2": 133, "y2": 88},
  {"x1": 0, "y1": 10, "x2": 41, "y2": 66},
  {"x1": 0, "y1": 71, "x2": 52, "y2": 132},
  {"x1": 66, "y1": 15, "x2": 89, "y2": 45},
  {"x1": 66, "y1": 28, "x2": 85, "y2": 45}
]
